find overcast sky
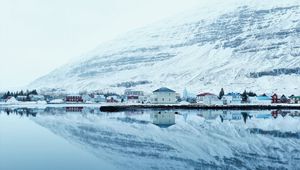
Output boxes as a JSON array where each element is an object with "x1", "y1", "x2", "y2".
[{"x1": 0, "y1": 0, "x2": 205, "y2": 90}]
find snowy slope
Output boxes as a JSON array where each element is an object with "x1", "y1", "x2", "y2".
[
  {"x1": 32, "y1": 109, "x2": 300, "y2": 169},
  {"x1": 29, "y1": 0, "x2": 300, "y2": 94}
]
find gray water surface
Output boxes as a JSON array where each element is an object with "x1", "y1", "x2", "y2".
[{"x1": 1, "y1": 107, "x2": 300, "y2": 170}]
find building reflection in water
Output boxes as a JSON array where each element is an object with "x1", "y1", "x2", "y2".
[{"x1": 150, "y1": 111, "x2": 175, "y2": 128}]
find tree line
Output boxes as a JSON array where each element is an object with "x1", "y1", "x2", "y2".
[{"x1": 1, "y1": 89, "x2": 38, "y2": 100}]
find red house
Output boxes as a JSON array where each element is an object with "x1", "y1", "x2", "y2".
[
  {"x1": 65, "y1": 95, "x2": 83, "y2": 103},
  {"x1": 272, "y1": 94, "x2": 280, "y2": 103}
]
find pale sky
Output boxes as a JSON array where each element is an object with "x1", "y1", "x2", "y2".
[{"x1": 0, "y1": 0, "x2": 205, "y2": 90}]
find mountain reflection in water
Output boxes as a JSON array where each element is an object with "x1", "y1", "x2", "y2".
[{"x1": 1, "y1": 107, "x2": 300, "y2": 170}]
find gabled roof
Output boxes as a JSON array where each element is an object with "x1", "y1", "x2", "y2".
[
  {"x1": 257, "y1": 96, "x2": 272, "y2": 100},
  {"x1": 153, "y1": 87, "x2": 175, "y2": 93},
  {"x1": 225, "y1": 92, "x2": 241, "y2": 97},
  {"x1": 197, "y1": 92, "x2": 216, "y2": 97}
]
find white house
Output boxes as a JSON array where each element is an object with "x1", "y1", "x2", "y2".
[
  {"x1": 222, "y1": 93, "x2": 242, "y2": 105},
  {"x1": 249, "y1": 95, "x2": 272, "y2": 105},
  {"x1": 151, "y1": 87, "x2": 177, "y2": 104},
  {"x1": 29, "y1": 95, "x2": 45, "y2": 101},
  {"x1": 124, "y1": 89, "x2": 145, "y2": 103},
  {"x1": 93, "y1": 95, "x2": 106, "y2": 103},
  {"x1": 16, "y1": 95, "x2": 27, "y2": 101},
  {"x1": 106, "y1": 95, "x2": 121, "y2": 103},
  {"x1": 196, "y1": 93, "x2": 222, "y2": 105}
]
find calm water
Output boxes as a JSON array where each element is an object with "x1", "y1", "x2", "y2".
[{"x1": 1, "y1": 107, "x2": 300, "y2": 170}]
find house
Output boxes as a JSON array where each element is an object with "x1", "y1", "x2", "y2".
[
  {"x1": 151, "y1": 87, "x2": 177, "y2": 104},
  {"x1": 16, "y1": 95, "x2": 28, "y2": 101},
  {"x1": 151, "y1": 112, "x2": 175, "y2": 128},
  {"x1": 196, "y1": 93, "x2": 222, "y2": 105},
  {"x1": 249, "y1": 95, "x2": 272, "y2": 105},
  {"x1": 65, "y1": 95, "x2": 83, "y2": 103},
  {"x1": 124, "y1": 89, "x2": 144, "y2": 96},
  {"x1": 93, "y1": 95, "x2": 106, "y2": 103},
  {"x1": 280, "y1": 95, "x2": 288, "y2": 103},
  {"x1": 272, "y1": 94, "x2": 280, "y2": 103},
  {"x1": 29, "y1": 95, "x2": 45, "y2": 101},
  {"x1": 290, "y1": 95, "x2": 300, "y2": 104},
  {"x1": 82, "y1": 94, "x2": 93, "y2": 103},
  {"x1": 222, "y1": 93, "x2": 242, "y2": 105},
  {"x1": 124, "y1": 89, "x2": 144, "y2": 103},
  {"x1": 106, "y1": 95, "x2": 120, "y2": 103},
  {"x1": 5, "y1": 96, "x2": 19, "y2": 104},
  {"x1": 126, "y1": 95, "x2": 139, "y2": 103}
]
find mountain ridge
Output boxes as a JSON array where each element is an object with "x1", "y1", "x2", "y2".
[{"x1": 30, "y1": 1, "x2": 300, "y2": 95}]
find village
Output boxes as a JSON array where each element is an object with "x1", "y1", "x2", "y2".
[{"x1": 0, "y1": 87, "x2": 300, "y2": 106}]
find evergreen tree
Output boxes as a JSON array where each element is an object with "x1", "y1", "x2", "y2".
[
  {"x1": 247, "y1": 91, "x2": 257, "y2": 97},
  {"x1": 182, "y1": 88, "x2": 188, "y2": 101},
  {"x1": 241, "y1": 90, "x2": 248, "y2": 102},
  {"x1": 219, "y1": 88, "x2": 225, "y2": 99}
]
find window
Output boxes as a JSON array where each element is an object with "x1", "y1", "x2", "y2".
[{"x1": 162, "y1": 98, "x2": 164, "y2": 101}]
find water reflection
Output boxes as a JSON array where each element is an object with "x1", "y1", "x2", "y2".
[
  {"x1": 151, "y1": 111, "x2": 175, "y2": 128},
  {"x1": 1, "y1": 107, "x2": 300, "y2": 169}
]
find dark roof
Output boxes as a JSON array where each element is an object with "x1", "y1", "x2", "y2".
[
  {"x1": 197, "y1": 92, "x2": 216, "y2": 97},
  {"x1": 153, "y1": 87, "x2": 175, "y2": 93}
]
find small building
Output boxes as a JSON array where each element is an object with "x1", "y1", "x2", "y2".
[
  {"x1": 124, "y1": 89, "x2": 144, "y2": 96},
  {"x1": 29, "y1": 95, "x2": 45, "y2": 101},
  {"x1": 196, "y1": 93, "x2": 222, "y2": 105},
  {"x1": 249, "y1": 95, "x2": 272, "y2": 105},
  {"x1": 49, "y1": 99, "x2": 64, "y2": 104},
  {"x1": 222, "y1": 93, "x2": 242, "y2": 105},
  {"x1": 151, "y1": 87, "x2": 177, "y2": 104},
  {"x1": 127, "y1": 95, "x2": 139, "y2": 103},
  {"x1": 290, "y1": 95, "x2": 300, "y2": 104},
  {"x1": 280, "y1": 95, "x2": 288, "y2": 103},
  {"x1": 106, "y1": 95, "x2": 120, "y2": 103},
  {"x1": 65, "y1": 95, "x2": 83, "y2": 103},
  {"x1": 272, "y1": 94, "x2": 280, "y2": 103},
  {"x1": 16, "y1": 95, "x2": 28, "y2": 101},
  {"x1": 93, "y1": 95, "x2": 106, "y2": 103},
  {"x1": 5, "y1": 96, "x2": 19, "y2": 104},
  {"x1": 82, "y1": 94, "x2": 93, "y2": 103},
  {"x1": 124, "y1": 89, "x2": 145, "y2": 103}
]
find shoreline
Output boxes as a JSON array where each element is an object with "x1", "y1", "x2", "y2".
[
  {"x1": 99, "y1": 104, "x2": 300, "y2": 112},
  {"x1": 1, "y1": 103, "x2": 300, "y2": 111}
]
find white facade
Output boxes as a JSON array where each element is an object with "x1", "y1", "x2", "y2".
[
  {"x1": 93, "y1": 95, "x2": 106, "y2": 103},
  {"x1": 151, "y1": 87, "x2": 177, "y2": 104},
  {"x1": 29, "y1": 95, "x2": 45, "y2": 101},
  {"x1": 222, "y1": 95, "x2": 242, "y2": 105},
  {"x1": 197, "y1": 94, "x2": 222, "y2": 105},
  {"x1": 249, "y1": 96, "x2": 272, "y2": 105},
  {"x1": 151, "y1": 92, "x2": 177, "y2": 104}
]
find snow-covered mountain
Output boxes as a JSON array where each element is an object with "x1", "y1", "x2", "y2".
[{"x1": 30, "y1": 0, "x2": 300, "y2": 94}]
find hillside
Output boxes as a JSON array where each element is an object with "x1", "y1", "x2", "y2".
[{"x1": 29, "y1": 0, "x2": 300, "y2": 95}]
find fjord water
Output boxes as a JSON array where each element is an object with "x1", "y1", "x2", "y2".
[{"x1": 1, "y1": 107, "x2": 300, "y2": 170}]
